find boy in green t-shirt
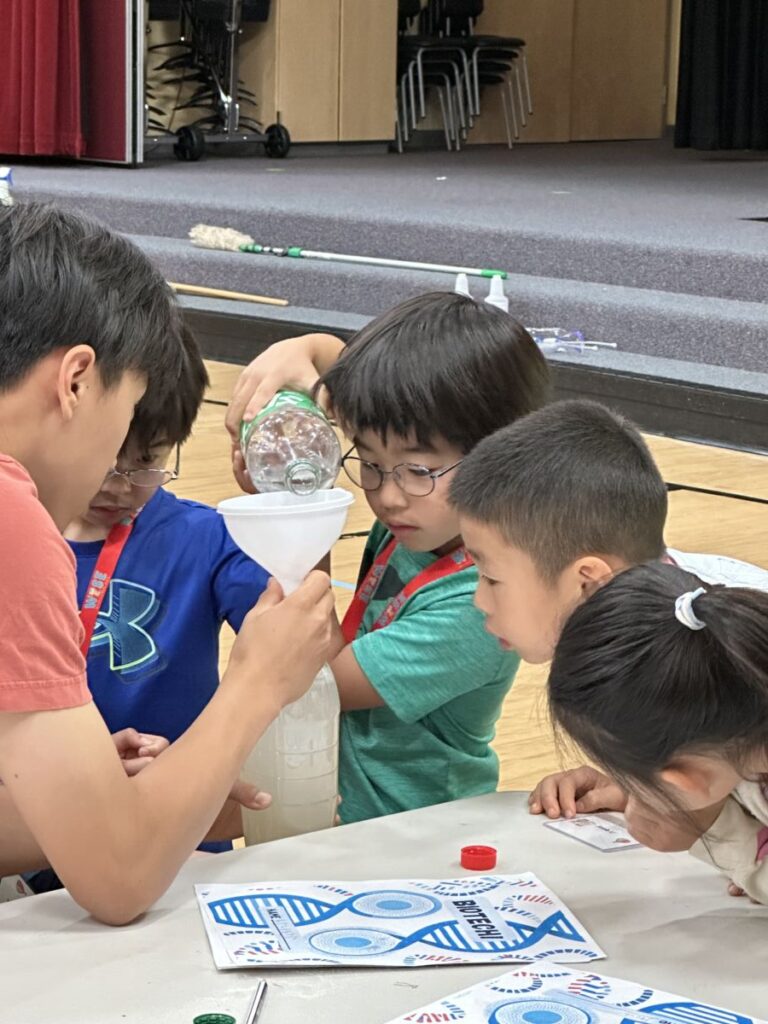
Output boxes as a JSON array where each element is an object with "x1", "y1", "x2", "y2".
[{"x1": 227, "y1": 292, "x2": 551, "y2": 823}]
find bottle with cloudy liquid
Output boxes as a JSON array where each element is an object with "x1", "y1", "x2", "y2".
[{"x1": 240, "y1": 663, "x2": 340, "y2": 845}]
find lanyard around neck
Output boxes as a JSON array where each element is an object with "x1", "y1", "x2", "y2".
[
  {"x1": 341, "y1": 536, "x2": 473, "y2": 643},
  {"x1": 78, "y1": 519, "x2": 134, "y2": 656}
]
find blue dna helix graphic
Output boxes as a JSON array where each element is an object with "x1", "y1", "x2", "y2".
[
  {"x1": 206, "y1": 889, "x2": 588, "y2": 958},
  {"x1": 482, "y1": 988, "x2": 757, "y2": 1024}
]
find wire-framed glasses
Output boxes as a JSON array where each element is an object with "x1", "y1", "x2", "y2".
[
  {"x1": 106, "y1": 444, "x2": 181, "y2": 489},
  {"x1": 341, "y1": 448, "x2": 463, "y2": 497}
]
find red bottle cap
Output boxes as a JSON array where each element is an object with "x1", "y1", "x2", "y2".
[{"x1": 460, "y1": 844, "x2": 497, "y2": 871}]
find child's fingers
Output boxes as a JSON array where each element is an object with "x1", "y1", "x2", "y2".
[
  {"x1": 231, "y1": 448, "x2": 256, "y2": 494},
  {"x1": 529, "y1": 776, "x2": 560, "y2": 816},
  {"x1": 251, "y1": 578, "x2": 284, "y2": 614},
  {"x1": 243, "y1": 379, "x2": 281, "y2": 423},
  {"x1": 226, "y1": 374, "x2": 257, "y2": 440},
  {"x1": 575, "y1": 785, "x2": 625, "y2": 814},
  {"x1": 136, "y1": 734, "x2": 170, "y2": 758},
  {"x1": 112, "y1": 727, "x2": 149, "y2": 759},
  {"x1": 230, "y1": 778, "x2": 272, "y2": 809},
  {"x1": 575, "y1": 789, "x2": 607, "y2": 813},
  {"x1": 122, "y1": 756, "x2": 155, "y2": 777},
  {"x1": 533, "y1": 775, "x2": 567, "y2": 819},
  {"x1": 555, "y1": 777, "x2": 577, "y2": 819}
]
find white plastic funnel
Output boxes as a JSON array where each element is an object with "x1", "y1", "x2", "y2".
[{"x1": 218, "y1": 487, "x2": 355, "y2": 594}]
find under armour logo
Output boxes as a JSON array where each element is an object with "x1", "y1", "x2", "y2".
[{"x1": 90, "y1": 579, "x2": 159, "y2": 672}]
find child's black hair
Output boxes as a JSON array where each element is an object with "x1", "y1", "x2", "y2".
[
  {"x1": 125, "y1": 322, "x2": 209, "y2": 456},
  {"x1": 548, "y1": 561, "x2": 768, "y2": 796},
  {"x1": 450, "y1": 400, "x2": 667, "y2": 580},
  {"x1": 0, "y1": 203, "x2": 185, "y2": 409},
  {"x1": 317, "y1": 292, "x2": 550, "y2": 453}
]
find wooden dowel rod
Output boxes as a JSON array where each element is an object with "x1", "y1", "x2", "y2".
[{"x1": 168, "y1": 281, "x2": 289, "y2": 307}]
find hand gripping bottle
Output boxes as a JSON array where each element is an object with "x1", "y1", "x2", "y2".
[{"x1": 240, "y1": 389, "x2": 341, "y2": 495}]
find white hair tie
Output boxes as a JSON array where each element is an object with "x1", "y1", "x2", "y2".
[{"x1": 674, "y1": 587, "x2": 707, "y2": 631}]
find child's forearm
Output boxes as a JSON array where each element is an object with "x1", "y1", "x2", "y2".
[
  {"x1": 204, "y1": 797, "x2": 244, "y2": 843},
  {"x1": 0, "y1": 682, "x2": 279, "y2": 924},
  {"x1": 0, "y1": 785, "x2": 49, "y2": 875},
  {"x1": 306, "y1": 333, "x2": 346, "y2": 375}
]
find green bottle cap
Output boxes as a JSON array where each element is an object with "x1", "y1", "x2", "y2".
[{"x1": 193, "y1": 1014, "x2": 236, "y2": 1024}]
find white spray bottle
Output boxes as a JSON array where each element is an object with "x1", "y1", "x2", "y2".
[{"x1": 484, "y1": 274, "x2": 509, "y2": 313}]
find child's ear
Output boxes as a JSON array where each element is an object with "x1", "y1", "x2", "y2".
[
  {"x1": 56, "y1": 345, "x2": 98, "y2": 421},
  {"x1": 575, "y1": 556, "x2": 618, "y2": 595}
]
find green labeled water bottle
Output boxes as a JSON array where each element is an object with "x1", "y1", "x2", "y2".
[{"x1": 240, "y1": 389, "x2": 341, "y2": 495}]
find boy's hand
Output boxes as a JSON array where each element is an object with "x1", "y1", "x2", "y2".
[
  {"x1": 204, "y1": 783, "x2": 273, "y2": 843},
  {"x1": 111, "y1": 728, "x2": 170, "y2": 777},
  {"x1": 225, "y1": 573, "x2": 334, "y2": 712},
  {"x1": 229, "y1": 778, "x2": 272, "y2": 811},
  {"x1": 624, "y1": 795, "x2": 728, "y2": 852},
  {"x1": 529, "y1": 766, "x2": 628, "y2": 819},
  {"x1": 225, "y1": 333, "x2": 344, "y2": 492}
]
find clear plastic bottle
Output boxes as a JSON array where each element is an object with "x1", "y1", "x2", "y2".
[
  {"x1": 240, "y1": 389, "x2": 341, "y2": 496},
  {"x1": 241, "y1": 663, "x2": 340, "y2": 845}
]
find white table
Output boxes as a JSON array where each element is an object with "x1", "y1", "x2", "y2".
[{"x1": 2, "y1": 792, "x2": 767, "y2": 1023}]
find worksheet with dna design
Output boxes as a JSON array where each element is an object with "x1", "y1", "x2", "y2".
[
  {"x1": 384, "y1": 966, "x2": 767, "y2": 1024},
  {"x1": 196, "y1": 873, "x2": 604, "y2": 970}
]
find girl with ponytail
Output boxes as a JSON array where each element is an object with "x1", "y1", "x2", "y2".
[{"x1": 547, "y1": 561, "x2": 768, "y2": 904}]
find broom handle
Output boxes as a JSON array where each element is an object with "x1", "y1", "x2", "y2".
[
  {"x1": 239, "y1": 245, "x2": 508, "y2": 279},
  {"x1": 168, "y1": 282, "x2": 289, "y2": 307}
]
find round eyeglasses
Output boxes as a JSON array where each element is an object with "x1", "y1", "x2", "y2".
[
  {"x1": 341, "y1": 449, "x2": 463, "y2": 497},
  {"x1": 106, "y1": 445, "x2": 181, "y2": 489}
]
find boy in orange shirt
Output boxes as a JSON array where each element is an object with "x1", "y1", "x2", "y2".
[{"x1": 0, "y1": 203, "x2": 332, "y2": 923}]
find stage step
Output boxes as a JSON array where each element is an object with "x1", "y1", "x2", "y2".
[{"x1": 131, "y1": 232, "x2": 768, "y2": 373}]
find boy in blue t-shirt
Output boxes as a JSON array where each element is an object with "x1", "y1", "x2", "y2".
[
  {"x1": 227, "y1": 292, "x2": 552, "y2": 823},
  {"x1": 70, "y1": 328, "x2": 269, "y2": 825}
]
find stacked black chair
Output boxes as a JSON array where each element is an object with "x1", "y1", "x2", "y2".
[{"x1": 396, "y1": 0, "x2": 531, "y2": 151}]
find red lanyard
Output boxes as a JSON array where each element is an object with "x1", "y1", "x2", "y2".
[
  {"x1": 79, "y1": 519, "x2": 134, "y2": 656},
  {"x1": 341, "y1": 536, "x2": 473, "y2": 643}
]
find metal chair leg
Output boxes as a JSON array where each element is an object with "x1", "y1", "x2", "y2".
[
  {"x1": 447, "y1": 61, "x2": 467, "y2": 136},
  {"x1": 506, "y1": 74, "x2": 519, "y2": 139},
  {"x1": 439, "y1": 73, "x2": 456, "y2": 145},
  {"x1": 514, "y1": 61, "x2": 527, "y2": 128},
  {"x1": 416, "y1": 49, "x2": 427, "y2": 118},
  {"x1": 437, "y1": 88, "x2": 451, "y2": 151},
  {"x1": 521, "y1": 49, "x2": 533, "y2": 115},
  {"x1": 407, "y1": 63, "x2": 418, "y2": 129},
  {"x1": 500, "y1": 86, "x2": 513, "y2": 149},
  {"x1": 399, "y1": 73, "x2": 411, "y2": 142}
]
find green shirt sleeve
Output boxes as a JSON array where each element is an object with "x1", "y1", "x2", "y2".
[{"x1": 351, "y1": 575, "x2": 516, "y2": 725}]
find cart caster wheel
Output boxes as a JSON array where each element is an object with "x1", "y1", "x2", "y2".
[
  {"x1": 174, "y1": 125, "x2": 206, "y2": 162},
  {"x1": 264, "y1": 123, "x2": 291, "y2": 158}
]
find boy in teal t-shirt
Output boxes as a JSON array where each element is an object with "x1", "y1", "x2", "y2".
[
  {"x1": 308, "y1": 292, "x2": 551, "y2": 823},
  {"x1": 339, "y1": 520, "x2": 516, "y2": 822}
]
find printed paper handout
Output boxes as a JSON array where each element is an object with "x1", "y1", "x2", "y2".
[
  {"x1": 196, "y1": 873, "x2": 604, "y2": 970},
  {"x1": 384, "y1": 965, "x2": 767, "y2": 1024},
  {"x1": 544, "y1": 813, "x2": 642, "y2": 852}
]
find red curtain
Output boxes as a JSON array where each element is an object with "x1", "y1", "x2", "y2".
[{"x1": 0, "y1": 0, "x2": 84, "y2": 157}]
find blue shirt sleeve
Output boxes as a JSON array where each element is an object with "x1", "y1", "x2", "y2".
[{"x1": 209, "y1": 518, "x2": 270, "y2": 632}]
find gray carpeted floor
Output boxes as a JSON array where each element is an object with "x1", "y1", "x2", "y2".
[{"x1": 11, "y1": 139, "x2": 768, "y2": 371}]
